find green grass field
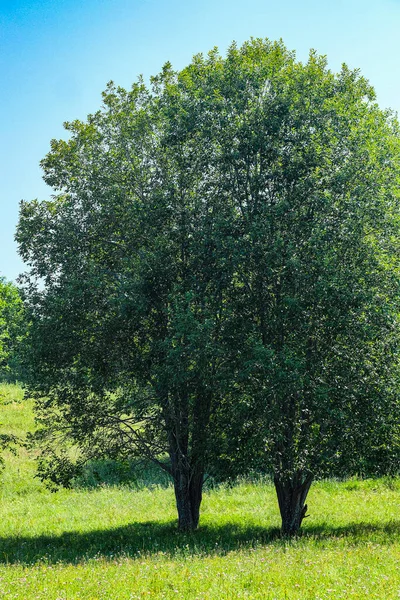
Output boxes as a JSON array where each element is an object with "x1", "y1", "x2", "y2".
[{"x1": 0, "y1": 383, "x2": 399, "y2": 599}]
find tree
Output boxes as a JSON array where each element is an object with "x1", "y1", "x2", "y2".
[
  {"x1": 193, "y1": 42, "x2": 400, "y2": 534},
  {"x1": 17, "y1": 67, "x2": 240, "y2": 531},
  {"x1": 0, "y1": 277, "x2": 25, "y2": 382},
  {"x1": 17, "y1": 39, "x2": 400, "y2": 534}
]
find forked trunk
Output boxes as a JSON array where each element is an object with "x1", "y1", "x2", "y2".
[
  {"x1": 165, "y1": 390, "x2": 209, "y2": 532},
  {"x1": 274, "y1": 472, "x2": 313, "y2": 536},
  {"x1": 173, "y1": 467, "x2": 203, "y2": 531}
]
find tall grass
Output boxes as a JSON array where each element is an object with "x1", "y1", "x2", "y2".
[{"x1": 0, "y1": 383, "x2": 399, "y2": 598}]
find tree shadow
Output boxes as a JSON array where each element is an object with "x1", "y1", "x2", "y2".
[
  {"x1": 0, "y1": 521, "x2": 277, "y2": 565},
  {"x1": 1, "y1": 519, "x2": 399, "y2": 565},
  {"x1": 303, "y1": 520, "x2": 400, "y2": 542}
]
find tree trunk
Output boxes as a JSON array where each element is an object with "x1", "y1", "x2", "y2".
[
  {"x1": 274, "y1": 471, "x2": 313, "y2": 536},
  {"x1": 168, "y1": 431, "x2": 204, "y2": 531},
  {"x1": 172, "y1": 466, "x2": 203, "y2": 531}
]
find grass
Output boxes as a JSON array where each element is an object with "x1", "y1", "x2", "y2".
[{"x1": 0, "y1": 384, "x2": 400, "y2": 598}]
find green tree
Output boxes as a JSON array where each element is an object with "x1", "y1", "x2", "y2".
[
  {"x1": 0, "y1": 277, "x2": 25, "y2": 382},
  {"x1": 17, "y1": 69, "x2": 239, "y2": 531},
  {"x1": 193, "y1": 42, "x2": 400, "y2": 534},
  {"x1": 17, "y1": 39, "x2": 400, "y2": 534}
]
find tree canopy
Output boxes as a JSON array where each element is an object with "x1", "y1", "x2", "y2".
[{"x1": 17, "y1": 38, "x2": 400, "y2": 534}]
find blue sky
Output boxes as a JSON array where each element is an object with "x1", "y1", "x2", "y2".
[{"x1": 2, "y1": 0, "x2": 400, "y2": 281}]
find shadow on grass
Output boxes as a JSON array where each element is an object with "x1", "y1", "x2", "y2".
[
  {"x1": 0, "y1": 521, "x2": 276, "y2": 565},
  {"x1": 1, "y1": 519, "x2": 400, "y2": 565}
]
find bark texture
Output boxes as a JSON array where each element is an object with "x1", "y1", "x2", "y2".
[
  {"x1": 172, "y1": 465, "x2": 203, "y2": 531},
  {"x1": 274, "y1": 471, "x2": 313, "y2": 536},
  {"x1": 169, "y1": 428, "x2": 204, "y2": 531}
]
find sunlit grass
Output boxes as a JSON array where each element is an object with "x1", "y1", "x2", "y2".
[
  {"x1": 0, "y1": 382, "x2": 24, "y2": 406},
  {"x1": 0, "y1": 383, "x2": 399, "y2": 598}
]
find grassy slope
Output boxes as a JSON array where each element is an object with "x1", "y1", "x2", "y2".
[{"x1": 0, "y1": 383, "x2": 399, "y2": 599}]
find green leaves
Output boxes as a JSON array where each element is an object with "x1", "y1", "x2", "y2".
[
  {"x1": 16, "y1": 38, "x2": 400, "y2": 527},
  {"x1": 0, "y1": 278, "x2": 25, "y2": 382}
]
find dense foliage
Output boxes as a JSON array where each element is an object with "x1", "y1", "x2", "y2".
[
  {"x1": 0, "y1": 277, "x2": 25, "y2": 382},
  {"x1": 17, "y1": 39, "x2": 400, "y2": 533}
]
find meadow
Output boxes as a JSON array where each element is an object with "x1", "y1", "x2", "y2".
[{"x1": 0, "y1": 383, "x2": 399, "y2": 599}]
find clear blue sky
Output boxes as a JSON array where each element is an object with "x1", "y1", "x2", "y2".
[{"x1": 2, "y1": 0, "x2": 400, "y2": 281}]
